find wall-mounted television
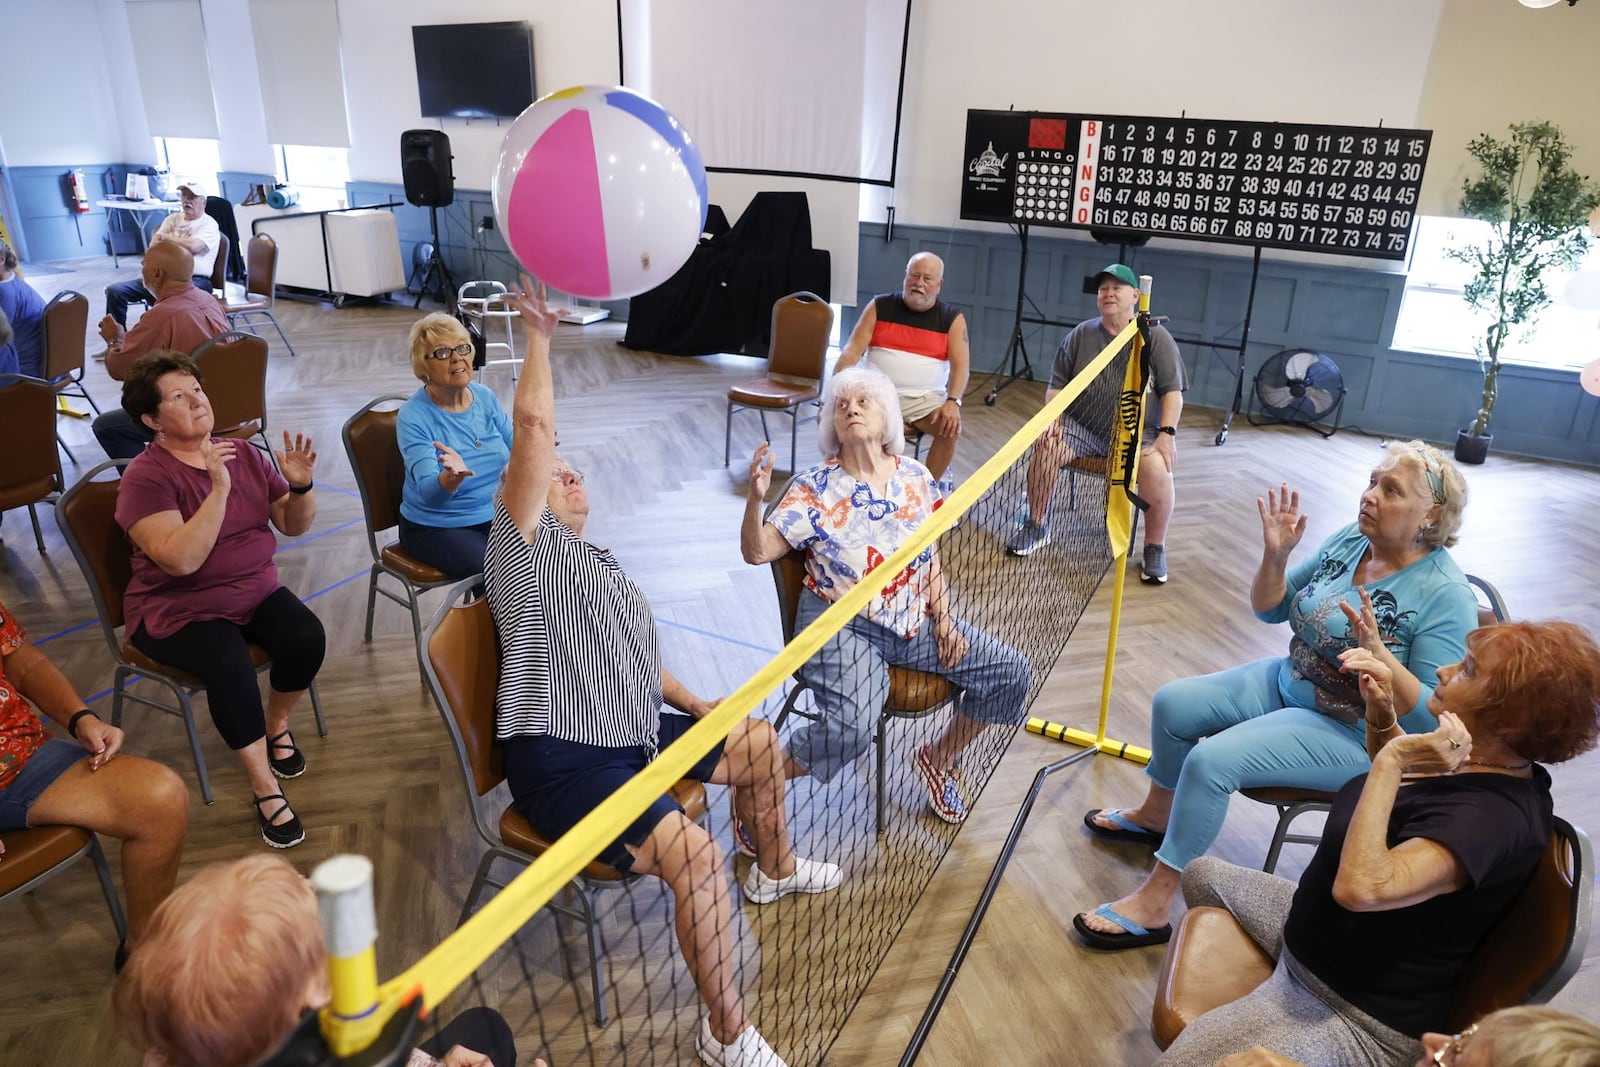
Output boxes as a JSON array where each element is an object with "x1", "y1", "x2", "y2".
[{"x1": 412, "y1": 22, "x2": 536, "y2": 120}]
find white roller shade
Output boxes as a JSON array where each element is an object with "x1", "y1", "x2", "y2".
[
  {"x1": 126, "y1": 0, "x2": 220, "y2": 140},
  {"x1": 620, "y1": 0, "x2": 909, "y2": 184},
  {"x1": 249, "y1": 0, "x2": 352, "y2": 148}
]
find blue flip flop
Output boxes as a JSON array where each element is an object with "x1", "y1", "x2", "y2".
[
  {"x1": 1082, "y1": 808, "x2": 1166, "y2": 846},
  {"x1": 1072, "y1": 903, "x2": 1173, "y2": 950}
]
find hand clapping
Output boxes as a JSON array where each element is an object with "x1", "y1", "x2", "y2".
[{"x1": 201, "y1": 437, "x2": 236, "y2": 496}]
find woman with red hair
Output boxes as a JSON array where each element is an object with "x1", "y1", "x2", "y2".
[{"x1": 1157, "y1": 619, "x2": 1600, "y2": 1067}]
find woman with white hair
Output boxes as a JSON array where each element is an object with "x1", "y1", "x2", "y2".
[{"x1": 741, "y1": 366, "x2": 1030, "y2": 825}]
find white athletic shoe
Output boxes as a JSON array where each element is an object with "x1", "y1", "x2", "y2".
[
  {"x1": 697, "y1": 1020, "x2": 790, "y2": 1067},
  {"x1": 741, "y1": 855, "x2": 844, "y2": 905}
]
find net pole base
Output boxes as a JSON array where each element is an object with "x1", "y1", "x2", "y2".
[
  {"x1": 57, "y1": 397, "x2": 89, "y2": 418},
  {"x1": 1025, "y1": 717, "x2": 1151, "y2": 765}
]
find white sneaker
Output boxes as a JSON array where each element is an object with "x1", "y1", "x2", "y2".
[
  {"x1": 741, "y1": 855, "x2": 843, "y2": 905},
  {"x1": 697, "y1": 1020, "x2": 789, "y2": 1067}
]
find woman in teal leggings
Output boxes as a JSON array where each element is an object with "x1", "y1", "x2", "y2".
[{"x1": 1073, "y1": 441, "x2": 1478, "y2": 950}]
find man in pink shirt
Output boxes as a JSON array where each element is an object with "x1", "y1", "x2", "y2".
[{"x1": 92, "y1": 241, "x2": 229, "y2": 460}]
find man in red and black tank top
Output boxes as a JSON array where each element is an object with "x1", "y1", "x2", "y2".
[{"x1": 836, "y1": 252, "x2": 970, "y2": 481}]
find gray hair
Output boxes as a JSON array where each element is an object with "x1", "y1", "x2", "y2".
[
  {"x1": 817, "y1": 366, "x2": 905, "y2": 459},
  {"x1": 1377, "y1": 439, "x2": 1467, "y2": 548}
]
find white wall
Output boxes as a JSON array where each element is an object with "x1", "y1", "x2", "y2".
[
  {"x1": 0, "y1": 0, "x2": 142, "y2": 165},
  {"x1": 865, "y1": 0, "x2": 1447, "y2": 228},
  {"x1": 338, "y1": 0, "x2": 620, "y2": 188}
]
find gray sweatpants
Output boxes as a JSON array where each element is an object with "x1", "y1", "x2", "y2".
[{"x1": 1155, "y1": 857, "x2": 1420, "y2": 1067}]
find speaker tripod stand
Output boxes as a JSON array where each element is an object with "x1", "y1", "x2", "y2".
[{"x1": 411, "y1": 205, "x2": 457, "y2": 312}]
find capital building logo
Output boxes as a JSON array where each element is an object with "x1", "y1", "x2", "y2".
[{"x1": 968, "y1": 141, "x2": 1008, "y2": 178}]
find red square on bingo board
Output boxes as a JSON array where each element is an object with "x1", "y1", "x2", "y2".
[{"x1": 1029, "y1": 119, "x2": 1067, "y2": 150}]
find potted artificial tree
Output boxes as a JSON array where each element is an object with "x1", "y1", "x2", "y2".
[{"x1": 1449, "y1": 121, "x2": 1599, "y2": 464}]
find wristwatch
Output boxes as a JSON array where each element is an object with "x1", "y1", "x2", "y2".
[
  {"x1": 1154, "y1": 425, "x2": 1176, "y2": 436},
  {"x1": 949, "y1": 396, "x2": 962, "y2": 407}
]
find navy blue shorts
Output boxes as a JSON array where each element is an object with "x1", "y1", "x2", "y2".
[
  {"x1": 502, "y1": 711, "x2": 725, "y2": 874},
  {"x1": 0, "y1": 738, "x2": 88, "y2": 832}
]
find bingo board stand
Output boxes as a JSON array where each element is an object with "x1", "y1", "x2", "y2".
[{"x1": 1168, "y1": 242, "x2": 1262, "y2": 446}]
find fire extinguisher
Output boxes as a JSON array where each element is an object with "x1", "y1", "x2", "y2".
[{"x1": 68, "y1": 169, "x2": 90, "y2": 213}]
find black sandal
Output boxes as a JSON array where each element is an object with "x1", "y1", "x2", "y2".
[
  {"x1": 253, "y1": 793, "x2": 306, "y2": 849},
  {"x1": 267, "y1": 729, "x2": 306, "y2": 780}
]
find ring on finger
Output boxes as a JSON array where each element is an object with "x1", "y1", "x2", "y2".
[{"x1": 1449, "y1": 738, "x2": 1462, "y2": 750}]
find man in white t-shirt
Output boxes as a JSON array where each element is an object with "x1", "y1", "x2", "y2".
[{"x1": 104, "y1": 180, "x2": 220, "y2": 327}]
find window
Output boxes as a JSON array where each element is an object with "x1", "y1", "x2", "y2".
[
  {"x1": 274, "y1": 145, "x2": 350, "y2": 210},
  {"x1": 1393, "y1": 215, "x2": 1600, "y2": 371},
  {"x1": 153, "y1": 137, "x2": 220, "y2": 194}
]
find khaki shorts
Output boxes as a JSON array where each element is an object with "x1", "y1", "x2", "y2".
[{"x1": 899, "y1": 389, "x2": 949, "y2": 424}]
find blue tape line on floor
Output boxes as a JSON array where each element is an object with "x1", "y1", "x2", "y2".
[
  {"x1": 33, "y1": 618, "x2": 97, "y2": 647},
  {"x1": 653, "y1": 616, "x2": 779, "y2": 656}
]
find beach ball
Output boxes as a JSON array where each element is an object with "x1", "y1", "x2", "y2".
[{"x1": 492, "y1": 85, "x2": 707, "y2": 301}]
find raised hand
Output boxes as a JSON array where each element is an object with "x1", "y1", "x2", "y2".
[
  {"x1": 201, "y1": 437, "x2": 237, "y2": 497},
  {"x1": 506, "y1": 273, "x2": 564, "y2": 340},
  {"x1": 276, "y1": 431, "x2": 317, "y2": 488},
  {"x1": 1382, "y1": 710, "x2": 1472, "y2": 775},
  {"x1": 1339, "y1": 586, "x2": 1386, "y2": 657},
  {"x1": 747, "y1": 443, "x2": 776, "y2": 501},
  {"x1": 1339, "y1": 645, "x2": 1395, "y2": 723},
  {"x1": 1256, "y1": 482, "x2": 1308, "y2": 559}
]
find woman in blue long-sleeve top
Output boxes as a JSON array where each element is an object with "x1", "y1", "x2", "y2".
[{"x1": 396, "y1": 313, "x2": 514, "y2": 579}]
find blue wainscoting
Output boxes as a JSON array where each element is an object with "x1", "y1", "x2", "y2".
[
  {"x1": 851, "y1": 221, "x2": 1599, "y2": 467},
  {"x1": 3, "y1": 163, "x2": 149, "y2": 262}
]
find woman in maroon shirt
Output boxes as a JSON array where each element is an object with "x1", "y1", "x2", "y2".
[{"x1": 115, "y1": 351, "x2": 324, "y2": 849}]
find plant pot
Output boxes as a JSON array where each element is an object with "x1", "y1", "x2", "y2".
[{"x1": 1454, "y1": 429, "x2": 1493, "y2": 465}]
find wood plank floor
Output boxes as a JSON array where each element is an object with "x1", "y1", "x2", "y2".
[{"x1": 2, "y1": 256, "x2": 1598, "y2": 1066}]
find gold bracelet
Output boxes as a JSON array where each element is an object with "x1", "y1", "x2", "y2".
[{"x1": 1366, "y1": 709, "x2": 1398, "y2": 732}]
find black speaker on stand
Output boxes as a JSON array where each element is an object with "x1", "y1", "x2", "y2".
[{"x1": 401, "y1": 129, "x2": 457, "y2": 310}]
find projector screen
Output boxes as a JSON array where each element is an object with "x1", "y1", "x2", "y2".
[{"x1": 618, "y1": 0, "x2": 911, "y2": 185}]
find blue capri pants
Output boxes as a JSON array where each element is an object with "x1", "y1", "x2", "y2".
[
  {"x1": 789, "y1": 591, "x2": 1032, "y2": 784},
  {"x1": 1146, "y1": 657, "x2": 1370, "y2": 872}
]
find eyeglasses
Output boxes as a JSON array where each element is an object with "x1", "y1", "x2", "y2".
[
  {"x1": 427, "y1": 343, "x2": 475, "y2": 361},
  {"x1": 1431, "y1": 1022, "x2": 1478, "y2": 1065},
  {"x1": 551, "y1": 468, "x2": 585, "y2": 486}
]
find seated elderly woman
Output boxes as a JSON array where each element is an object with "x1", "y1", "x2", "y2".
[
  {"x1": 397, "y1": 312, "x2": 514, "y2": 579},
  {"x1": 1155, "y1": 619, "x2": 1600, "y2": 1067},
  {"x1": 740, "y1": 366, "x2": 1031, "y2": 826},
  {"x1": 115, "y1": 351, "x2": 325, "y2": 849},
  {"x1": 0, "y1": 598, "x2": 188, "y2": 969},
  {"x1": 1075, "y1": 441, "x2": 1477, "y2": 948},
  {"x1": 0, "y1": 236, "x2": 47, "y2": 377},
  {"x1": 485, "y1": 277, "x2": 839, "y2": 1067},
  {"x1": 114, "y1": 854, "x2": 523, "y2": 1067}
]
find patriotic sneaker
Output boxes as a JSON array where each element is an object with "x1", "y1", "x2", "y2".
[
  {"x1": 912, "y1": 745, "x2": 967, "y2": 824},
  {"x1": 697, "y1": 1019, "x2": 789, "y2": 1067}
]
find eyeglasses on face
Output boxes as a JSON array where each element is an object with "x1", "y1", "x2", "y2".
[
  {"x1": 427, "y1": 342, "x2": 475, "y2": 361},
  {"x1": 551, "y1": 468, "x2": 585, "y2": 486}
]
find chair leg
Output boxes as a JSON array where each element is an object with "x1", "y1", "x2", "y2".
[
  {"x1": 308, "y1": 679, "x2": 328, "y2": 738},
  {"x1": 112, "y1": 667, "x2": 132, "y2": 727},
  {"x1": 724, "y1": 399, "x2": 735, "y2": 467},
  {"x1": 407, "y1": 582, "x2": 428, "y2": 685},
  {"x1": 577, "y1": 885, "x2": 609, "y2": 1026},
  {"x1": 758, "y1": 411, "x2": 770, "y2": 445},
  {"x1": 266, "y1": 311, "x2": 297, "y2": 357},
  {"x1": 56, "y1": 433, "x2": 77, "y2": 466},
  {"x1": 174, "y1": 685, "x2": 214, "y2": 805},
  {"x1": 789, "y1": 409, "x2": 799, "y2": 472},
  {"x1": 81, "y1": 386, "x2": 102, "y2": 415},
  {"x1": 875, "y1": 713, "x2": 889, "y2": 835},
  {"x1": 88, "y1": 836, "x2": 130, "y2": 941},
  {"x1": 1262, "y1": 807, "x2": 1293, "y2": 875},
  {"x1": 457, "y1": 851, "x2": 498, "y2": 928},
  {"x1": 28, "y1": 503, "x2": 45, "y2": 552},
  {"x1": 364, "y1": 566, "x2": 381, "y2": 643}
]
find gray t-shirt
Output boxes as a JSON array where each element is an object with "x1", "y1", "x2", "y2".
[{"x1": 1048, "y1": 318, "x2": 1187, "y2": 439}]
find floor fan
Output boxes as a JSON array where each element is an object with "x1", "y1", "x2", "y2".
[{"x1": 1247, "y1": 348, "x2": 1347, "y2": 438}]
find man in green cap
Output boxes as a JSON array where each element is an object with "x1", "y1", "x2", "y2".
[{"x1": 1005, "y1": 263, "x2": 1187, "y2": 584}]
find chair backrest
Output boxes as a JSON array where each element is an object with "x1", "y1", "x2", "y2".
[
  {"x1": 421, "y1": 578, "x2": 506, "y2": 809},
  {"x1": 41, "y1": 290, "x2": 89, "y2": 383},
  {"x1": 192, "y1": 330, "x2": 268, "y2": 436},
  {"x1": 341, "y1": 394, "x2": 412, "y2": 555},
  {"x1": 1451, "y1": 816, "x2": 1593, "y2": 1028},
  {"x1": 767, "y1": 292, "x2": 833, "y2": 382},
  {"x1": 55, "y1": 460, "x2": 136, "y2": 650},
  {"x1": 1465, "y1": 573, "x2": 1509, "y2": 628},
  {"x1": 245, "y1": 233, "x2": 279, "y2": 303},
  {"x1": 209, "y1": 232, "x2": 230, "y2": 291},
  {"x1": 0, "y1": 375, "x2": 64, "y2": 506}
]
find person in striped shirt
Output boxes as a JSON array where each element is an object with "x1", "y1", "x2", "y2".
[
  {"x1": 484, "y1": 276, "x2": 839, "y2": 1067},
  {"x1": 835, "y1": 252, "x2": 970, "y2": 483}
]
